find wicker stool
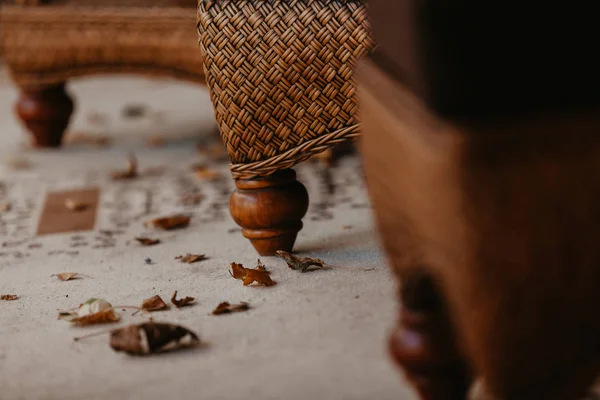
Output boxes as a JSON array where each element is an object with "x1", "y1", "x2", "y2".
[
  {"x1": 197, "y1": 0, "x2": 374, "y2": 255},
  {"x1": 0, "y1": 1, "x2": 204, "y2": 147}
]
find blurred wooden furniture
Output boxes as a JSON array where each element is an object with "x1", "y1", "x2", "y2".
[
  {"x1": 0, "y1": 0, "x2": 204, "y2": 147},
  {"x1": 198, "y1": 0, "x2": 374, "y2": 255},
  {"x1": 359, "y1": 2, "x2": 600, "y2": 399}
]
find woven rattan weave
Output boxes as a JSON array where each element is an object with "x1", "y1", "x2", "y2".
[
  {"x1": 197, "y1": 0, "x2": 374, "y2": 179},
  {"x1": 0, "y1": 5, "x2": 204, "y2": 88}
]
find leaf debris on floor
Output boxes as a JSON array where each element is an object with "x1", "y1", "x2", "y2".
[
  {"x1": 52, "y1": 272, "x2": 88, "y2": 281},
  {"x1": 175, "y1": 254, "x2": 207, "y2": 264},
  {"x1": 109, "y1": 322, "x2": 199, "y2": 356},
  {"x1": 171, "y1": 291, "x2": 195, "y2": 308},
  {"x1": 1, "y1": 294, "x2": 18, "y2": 301},
  {"x1": 111, "y1": 154, "x2": 138, "y2": 180},
  {"x1": 229, "y1": 261, "x2": 276, "y2": 287},
  {"x1": 141, "y1": 295, "x2": 169, "y2": 312},
  {"x1": 212, "y1": 301, "x2": 250, "y2": 315},
  {"x1": 135, "y1": 237, "x2": 161, "y2": 246},
  {"x1": 145, "y1": 214, "x2": 191, "y2": 230},
  {"x1": 276, "y1": 251, "x2": 375, "y2": 273},
  {"x1": 58, "y1": 298, "x2": 120, "y2": 326}
]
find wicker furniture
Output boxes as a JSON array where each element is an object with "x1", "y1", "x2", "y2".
[
  {"x1": 197, "y1": 0, "x2": 374, "y2": 255},
  {"x1": 0, "y1": 0, "x2": 204, "y2": 147}
]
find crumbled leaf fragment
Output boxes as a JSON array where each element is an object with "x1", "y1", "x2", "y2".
[
  {"x1": 192, "y1": 164, "x2": 221, "y2": 180},
  {"x1": 65, "y1": 132, "x2": 111, "y2": 147},
  {"x1": 135, "y1": 237, "x2": 161, "y2": 246},
  {"x1": 229, "y1": 262, "x2": 276, "y2": 286},
  {"x1": 145, "y1": 214, "x2": 190, "y2": 230},
  {"x1": 122, "y1": 104, "x2": 147, "y2": 118},
  {"x1": 58, "y1": 298, "x2": 119, "y2": 326},
  {"x1": 141, "y1": 295, "x2": 169, "y2": 312},
  {"x1": 64, "y1": 198, "x2": 89, "y2": 212},
  {"x1": 111, "y1": 154, "x2": 138, "y2": 180},
  {"x1": 0, "y1": 202, "x2": 11, "y2": 212},
  {"x1": 109, "y1": 322, "x2": 199, "y2": 356},
  {"x1": 1, "y1": 294, "x2": 18, "y2": 301},
  {"x1": 212, "y1": 301, "x2": 250, "y2": 315},
  {"x1": 52, "y1": 272, "x2": 85, "y2": 281},
  {"x1": 175, "y1": 254, "x2": 207, "y2": 264},
  {"x1": 178, "y1": 193, "x2": 203, "y2": 206},
  {"x1": 145, "y1": 135, "x2": 166, "y2": 148},
  {"x1": 275, "y1": 251, "x2": 325, "y2": 272},
  {"x1": 171, "y1": 291, "x2": 195, "y2": 308}
]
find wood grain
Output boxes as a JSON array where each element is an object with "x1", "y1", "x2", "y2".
[{"x1": 37, "y1": 187, "x2": 99, "y2": 235}]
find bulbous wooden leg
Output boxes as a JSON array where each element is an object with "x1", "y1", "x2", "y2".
[
  {"x1": 15, "y1": 83, "x2": 74, "y2": 148},
  {"x1": 390, "y1": 271, "x2": 471, "y2": 400},
  {"x1": 229, "y1": 169, "x2": 309, "y2": 256}
]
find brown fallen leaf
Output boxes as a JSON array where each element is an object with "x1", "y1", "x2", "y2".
[
  {"x1": 108, "y1": 322, "x2": 199, "y2": 355},
  {"x1": 192, "y1": 163, "x2": 221, "y2": 180},
  {"x1": 145, "y1": 135, "x2": 166, "y2": 148},
  {"x1": 0, "y1": 202, "x2": 11, "y2": 212},
  {"x1": 1, "y1": 294, "x2": 18, "y2": 301},
  {"x1": 122, "y1": 104, "x2": 147, "y2": 118},
  {"x1": 145, "y1": 214, "x2": 190, "y2": 230},
  {"x1": 212, "y1": 301, "x2": 250, "y2": 315},
  {"x1": 52, "y1": 272, "x2": 89, "y2": 281},
  {"x1": 198, "y1": 141, "x2": 228, "y2": 161},
  {"x1": 135, "y1": 237, "x2": 161, "y2": 246},
  {"x1": 171, "y1": 291, "x2": 195, "y2": 308},
  {"x1": 65, "y1": 132, "x2": 111, "y2": 147},
  {"x1": 141, "y1": 295, "x2": 169, "y2": 312},
  {"x1": 275, "y1": 250, "x2": 375, "y2": 273},
  {"x1": 175, "y1": 254, "x2": 207, "y2": 264},
  {"x1": 64, "y1": 198, "x2": 89, "y2": 212},
  {"x1": 255, "y1": 259, "x2": 269, "y2": 273},
  {"x1": 229, "y1": 262, "x2": 276, "y2": 286},
  {"x1": 59, "y1": 298, "x2": 120, "y2": 326},
  {"x1": 111, "y1": 154, "x2": 138, "y2": 180},
  {"x1": 178, "y1": 193, "x2": 204, "y2": 206}
]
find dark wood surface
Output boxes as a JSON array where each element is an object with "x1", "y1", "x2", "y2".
[
  {"x1": 358, "y1": 57, "x2": 600, "y2": 399},
  {"x1": 368, "y1": 0, "x2": 600, "y2": 118},
  {"x1": 15, "y1": 83, "x2": 74, "y2": 147},
  {"x1": 229, "y1": 169, "x2": 309, "y2": 256}
]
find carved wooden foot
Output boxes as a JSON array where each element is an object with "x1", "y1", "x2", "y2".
[
  {"x1": 390, "y1": 272, "x2": 471, "y2": 400},
  {"x1": 15, "y1": 83, "x2": 74, "y2": 148},
  {"x1": 229, "y1": 169, "x2": 309, "y2": 256}
]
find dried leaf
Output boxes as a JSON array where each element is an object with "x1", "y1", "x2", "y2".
[
  {"x1": 0, "y1": 202, "x2": 11, "y2": 212},
  {"x1": 178, "y1": 193, "x2": 204, "y2": 206},
  {"x1": 135, "y1": 237, "x2": 161, "y2": 246},
  {"x1": 64, "y1": 198, "x2": 89, "y2": 212},
  {"x1": 198, "y1": 141, "x2": 227, "y2": 161},
  {"x1": 65, "y1": 309, "x2": 120, "y2": 326},
  {"x1": 141, "y1": 295, "x2": 169, "y2": 312},
  {"x1": 1, "y1": 294, "x2": 18, "y2": 301},
  {"x1": 52, "y1": 272, "x2": 87, "y2": 281},
  {"x1": 122, "y1": 104, "x2": 147, "y2": 118},
  {"x1": 212, "y1": 301, "x2": 250, "y2": 315},
  {"x1": 192, "y1": 164, "x2": 221, "y2": 180},
  {"x1": 171, "y1": 291, "x2": 195, "y2": 308},
  {"x1": 65, "y1": 132, "x2": 111, "y2": 147},
  {"x1": 4, "y1": 156, "x2": 31, "y2": 170},
  {"x1": 229, "y1": 262, "x2": 276, "y2": 286},
  {"x1": 109, "y1": 322, "x2": 199, "y2": 355},
  {"x1": 275, "y1": 251, "x2": 325, "y2": 272},
  {"x1": 111, "y1": 154, "x2": 138, "y2": 180},
  {"x1": 255, "y1": 259, "x2": 269, "y2": 273},
  {"x1": 145, "y1": 214, "x2": 190, "y2": 230},
  {"x1": 145, "y1": 135, "x2": 166, "y2": 148},
  {"x1": 275, "y1": 251, "x2": 375, "y2": 273},
  {"x1": 175, "y1": 254, "x2": 207, "y2": 264},
  {"x1": 59, "y1": 298, "x2": 120, "y2": 326}
]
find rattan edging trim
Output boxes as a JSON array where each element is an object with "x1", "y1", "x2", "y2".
[{"x1": 229, "y1": 124, "x2": 360, "y2": 180}]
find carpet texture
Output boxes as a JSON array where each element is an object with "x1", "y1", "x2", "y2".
[{"x1": 0, "y1": 70, "x2": 415, "y2": 400}]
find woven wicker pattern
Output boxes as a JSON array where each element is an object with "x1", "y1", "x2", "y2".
[
  {"x1": 198, "y1": 0, "x2": 374, "y2": 179},
  {"x1": 0, "y1": 5, "x2": 205, "y2": 88}
]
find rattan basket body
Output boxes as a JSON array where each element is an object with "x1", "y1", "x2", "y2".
[{"x1": 197, "y1": 0, "x2": 374, "y2": 179}]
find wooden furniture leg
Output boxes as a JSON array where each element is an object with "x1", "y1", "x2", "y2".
[
  {"x1": 391, "y1": 270, "x2": 471, "y2": 400},
  {"x1": 229, "y1": 169, "x2": 309, "y2": 256},
  {"x1": 358, "y1": 58, "x2": 600, "y2": 400},
  {"x1": 15, "y1": 83, "x2": 74, "y2": 148}
]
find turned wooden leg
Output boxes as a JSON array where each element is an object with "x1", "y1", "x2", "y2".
[
  {"x1": 15, "y1": 83, "x2": 74, "y2": 148},
  {"x1": 229, "y1": 169, "x2": 309, "y2": 256},
  {"x1": 390, "y1": 271, "x2": 471, "y2": 400}
]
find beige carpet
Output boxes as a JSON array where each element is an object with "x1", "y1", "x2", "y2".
[{"x1": 0, "y1": 69, "x2": 416, "y2": 400}]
